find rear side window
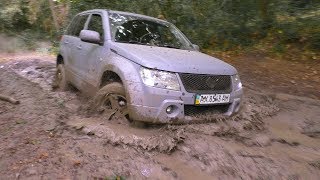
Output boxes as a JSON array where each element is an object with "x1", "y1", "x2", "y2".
[{"x1": 66, "y1": 14, "x2": 88, "y2": 37}]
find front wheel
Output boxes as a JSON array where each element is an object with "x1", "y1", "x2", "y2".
[
  {"x1": 94, "y1": 82, "x2": 147, "y2": 127},
  {"x1": 94, "y1": 82, "x2": 130, "y2": 121}
]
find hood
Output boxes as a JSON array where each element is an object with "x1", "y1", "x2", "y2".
[{"x1": 110, "y1": 42, "x2": 237, "y2": 75}]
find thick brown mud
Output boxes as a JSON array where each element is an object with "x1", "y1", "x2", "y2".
[{"x1": 0, "y1": 56, "x2": 320, "y2": 179}]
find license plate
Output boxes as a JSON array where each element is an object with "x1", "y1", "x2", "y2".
[{"x1": 195, "y1": 94, "x2": 230, "y2": 105}]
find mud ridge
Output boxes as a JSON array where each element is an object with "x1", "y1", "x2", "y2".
[{"x1": 65, "y1": 116, "x2": 185, "y2": 153}]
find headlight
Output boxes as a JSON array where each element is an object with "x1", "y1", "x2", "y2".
[
  {"x1": 232, "y1": 74, "x2": 242, "y2": 90},
  {"x1": 140, "y1": 67, "x2": 180, "y2": 91}
]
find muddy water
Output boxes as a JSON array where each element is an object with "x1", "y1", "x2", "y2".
[
  {"x1": 66, "y1": 115, "x2": 184, "y2": 153},
  {"x1": 1, "y1": 57, "x2": 320, "y2": 179},
  {"x1": 154, "y1": 154, "x2": 213, "y2": 180}
]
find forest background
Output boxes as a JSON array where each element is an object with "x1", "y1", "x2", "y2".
[{"x1": 0, "y1": 0, "x2": 319, "y2": 61}]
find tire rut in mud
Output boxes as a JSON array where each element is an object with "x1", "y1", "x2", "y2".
[
  {"x1": 7, "y1": 58, "x2": 319, "y2": 179},
  {"x1": 2, "y1": 58, "x2": 281, "y2": 154}
]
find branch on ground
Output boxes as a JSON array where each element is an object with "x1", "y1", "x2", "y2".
[{"x1": 0, "y1": 94, "x2": 20, "y2": 104}]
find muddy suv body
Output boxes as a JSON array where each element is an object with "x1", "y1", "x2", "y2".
[{"x1": 57, "y1": 9, "x2": 243, "y2": 123}]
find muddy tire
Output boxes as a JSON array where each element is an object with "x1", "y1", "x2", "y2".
[
  {"x1": 53, "y1": 64, "x2": 68, "y2": 91},
  {"x1": 94, "y1": 82, "x2": 148, "y2": 126},
  {"x1": 94, "y1": 82, "x2": 131, "y2": 121}
]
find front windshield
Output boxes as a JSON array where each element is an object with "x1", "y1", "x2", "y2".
[{"x1": 109, "y1": 12, "x2": 194, "y2": 50}]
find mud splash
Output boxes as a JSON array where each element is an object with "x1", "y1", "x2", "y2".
[
  {"x1": 3, "y1": 58, "x2": 281, "y2": 154},
  {"x1": 66, "y1": 116, "x2": 185, "y2": 153}
]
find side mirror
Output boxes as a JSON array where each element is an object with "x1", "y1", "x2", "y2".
[
  {"x1": 80, "y1": 30, "x2": 101, "y2": 45},
  {"x1": 192, "y1": 44, "x2": 200, "y2": 51}
]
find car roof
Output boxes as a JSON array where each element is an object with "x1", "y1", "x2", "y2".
[{"x1": 78, "y1": 9, "x2": 169, "y2": 24}]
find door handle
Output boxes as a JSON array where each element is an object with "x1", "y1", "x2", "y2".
[
  {"x1": 64, "y1": 41, "x2": 69, "y2": 44},
  {"x1": 77, "y1": 45, "x2": 82, "y2": 50}
]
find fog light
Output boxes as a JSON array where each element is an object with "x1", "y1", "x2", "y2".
[
  {"x1": 166, "y1": 106, "x2": 174, "y2": 114},
  {"x1": 234, "y1": 101, "x2": 240, "y2": 112}
]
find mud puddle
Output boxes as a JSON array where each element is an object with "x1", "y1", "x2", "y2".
[
  {"x1": 3, "y1": 58, "x2": 281, "y2": 152},
  {"x1": 1, "y1": 57, "x2": 320, "y2": 179},
  {"x1": 3, "y1": 58, "x2": 56, "y2": 91},
  {"x1": 63, "y1": 87, "x2": 280, "y2": 154}
]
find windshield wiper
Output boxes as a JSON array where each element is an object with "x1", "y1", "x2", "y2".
[
  {"x1": 117, "y1": 40, "x2": 181, "y2": 49},
  {"x1": 128, "y1": 40, "x2": 145, "y2": 45},
  {"x1": 160, "y1": 44, "x2": 180, "y2": 49},
  {"x1": 116, "y1": 40, "x2": 147, "y2": 45}
]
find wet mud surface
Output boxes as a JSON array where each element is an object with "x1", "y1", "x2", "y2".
[{"x1": 0, "y1": 55, "x2": 320, "y2": 179}]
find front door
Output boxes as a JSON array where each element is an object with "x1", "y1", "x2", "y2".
[{"x1": 74, "y1": 13, "x2": 108, "y2": 93}]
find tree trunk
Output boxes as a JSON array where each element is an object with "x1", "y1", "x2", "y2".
[
  {"x1": 259, "y1": 0, "x2": 272, "y2": 29},
  {"x1": 48, "y1": 0, "x2": 60, "y2": 32}
]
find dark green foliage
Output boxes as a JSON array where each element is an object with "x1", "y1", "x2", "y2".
[{"x1": 1, "y1": 0, "x2": 319, "y2": 53}]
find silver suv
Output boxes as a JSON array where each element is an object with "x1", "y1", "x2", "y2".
[{"x1": 56, "y1": 9, "x2": 243, "y2": 123}]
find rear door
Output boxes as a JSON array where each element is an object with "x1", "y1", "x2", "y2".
[
  {"x1": 67, "y1": 14, "x2": 89, "y2": 76},
  {"x1": 60, "y1": 15, "x2": 85, "y2": 69},
  {"x1": 60, "y1": 20, "x2": 75, "y2": 67}
]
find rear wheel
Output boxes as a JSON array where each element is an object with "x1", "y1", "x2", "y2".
[{"x1": 53, "y1": 64, "x2": 68, "y2": 90}]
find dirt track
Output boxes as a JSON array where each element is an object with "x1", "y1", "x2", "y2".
[{"x1": 0, "y1": 54, "x2": 320, "y2": 179}]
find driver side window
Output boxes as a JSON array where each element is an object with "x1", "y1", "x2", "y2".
[
  {"x1": 87, "y1": 14, "x2": 104, "y2": 43},
  {"x1": 66, "y1": 14, "x2": 88, "y2": 37}
]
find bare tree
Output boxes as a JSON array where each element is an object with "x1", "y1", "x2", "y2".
[{"x1": 48, "y1": 0, "x2": 60, "y2": 31}]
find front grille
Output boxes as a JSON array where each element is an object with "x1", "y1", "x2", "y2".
[
  {"x1": 179, "y1": 74, "x2": 232, "y2": 93},
  {"x1": 184, "y1": 104, "x2": 230, "y2": 117}
]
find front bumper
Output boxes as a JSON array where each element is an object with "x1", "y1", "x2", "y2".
[{"x1": 126, "y1": 81, "x2": 243, "y2": 123}]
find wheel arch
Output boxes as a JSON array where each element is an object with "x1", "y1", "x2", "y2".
[
  {"x1": 99, "y1": 57, "x2": 143, "y2": 106},
  {"x1": 100, "y1": 70, "x2": 123, "y2": 88},
  {"x1": 57, "y1": 54, "x2": 64, "y2": 65}
]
